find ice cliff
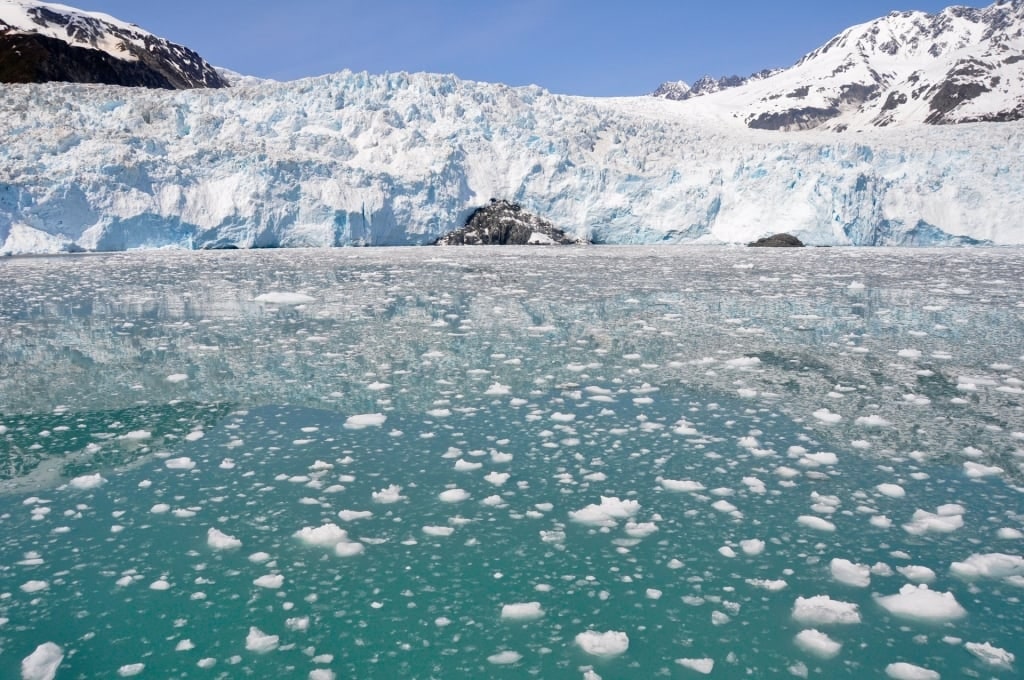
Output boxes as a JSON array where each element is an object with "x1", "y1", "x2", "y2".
[{"x1": 1, "y1": 69, "x2": 1023, "y2": 253}]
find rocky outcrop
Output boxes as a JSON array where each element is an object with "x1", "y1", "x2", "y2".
[
  {"x1": 748, "y1": 233, "x2": 805, "y2": 247},
  {"x1": 434, "y1": 200, "x2": 586, "y2": 246},
  {"x1": 0, "y1": 1, "x2": 227, "y2": 89}
]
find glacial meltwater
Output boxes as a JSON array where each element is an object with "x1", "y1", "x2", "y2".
[{"x1": 0, "y1": 246, "x2": 1021, "y2": 679}]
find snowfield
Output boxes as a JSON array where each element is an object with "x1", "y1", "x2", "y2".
[{"x1": 1, "y1": 68, "x2": 1023, "y2": 254}]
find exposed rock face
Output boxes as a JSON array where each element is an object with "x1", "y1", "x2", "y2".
[
  {"x1": 0, "y1": 1, "x2": 227, "y2": 89},
  {"x1": 434, "y1": 200, "x2": 586, "y2": 246},
  {"x1": 653, "y1": 70, "x2": 780, "y2": 101},
  {"x1": 748, "y1": 233, "x2": 805, "y2": 247}
]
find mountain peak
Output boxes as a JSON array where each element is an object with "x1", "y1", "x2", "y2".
[
  {"x1": 0, "y1": 0, "x2": 228, "y2": 88},
  {"x1": 654, "y1": 0, "x2": 1024, "y2": 130}
]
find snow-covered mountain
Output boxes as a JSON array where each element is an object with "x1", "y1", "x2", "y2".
[
  {"x1": 0, "y1": 0, "x2": 227, "y2": 88},
  {"x1": 0, "y1": 1, "x2": 1023, "y2": 254},
  {"x1": 656, "y1": 0, "x2": 1024, "y2": 130},
  {"x1": 653, "y1": 71, "x2": 780, "y2": 102}
]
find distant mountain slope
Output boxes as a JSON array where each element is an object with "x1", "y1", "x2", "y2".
[
  {"x1": 0, "y1": 0, "x2": 227, "y2": 88},
  {"x1": 655, "y1": 0, "x2": 1024, "y2": 130}
]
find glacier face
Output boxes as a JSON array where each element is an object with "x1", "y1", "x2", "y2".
[{"x1": 1, "y1": 70, "x2": 1024, "y2": 253}]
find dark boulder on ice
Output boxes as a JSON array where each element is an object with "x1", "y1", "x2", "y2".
[
  {"x1": 434, "y1": 200, "x2": 586, "y2": 246},
  {"x1": 747, "y1": 233, "x2": 805, "y2": 248}
]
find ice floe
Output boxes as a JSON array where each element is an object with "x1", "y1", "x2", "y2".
[
  {"x1": 575, "y1": 630, "x2": 629, "y2": 657},
  {"x1": 876, "y1": 584, "x2": 967, "y2": 622}
]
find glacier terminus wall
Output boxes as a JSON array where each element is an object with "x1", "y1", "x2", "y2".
[{"x1": 2, "y1": 70, "x2": 1023, "y2": 254}]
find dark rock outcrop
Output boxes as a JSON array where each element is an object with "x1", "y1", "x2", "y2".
[
  {"x1": 434, "y1": 200, "x2": 586, "y2": 246},
  {"x1": 0, "y1": 3, "x2": 227, "y2": 89},
  {"x1": 747, "y1": 233, "x2": 805, "y2": 247}
]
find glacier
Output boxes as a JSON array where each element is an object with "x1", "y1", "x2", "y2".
[{"x1": 2, "y1": 69, "x2": 1024, "y2": 254}]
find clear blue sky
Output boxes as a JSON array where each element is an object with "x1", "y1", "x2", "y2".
[{"x1": 79, "y1": 0, "x2": 960, "y2": 95}]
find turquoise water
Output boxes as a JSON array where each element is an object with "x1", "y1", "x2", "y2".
[{"x1": 1, "y1": 247, "x2": 1021, "y2": 678}]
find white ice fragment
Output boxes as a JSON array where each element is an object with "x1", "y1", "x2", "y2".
[
  {"x1": 207, "y1": 528, "x2": 242, "y2": 550},
  {"x1": 500, "y1": 602, "x2": 545, "y2": 621},
  {"x1": 484, "y1": 471, "x2": 510, "y2": 486},
  {"x1": 675, "y1": 657, "x2": 715, "y2": 674},
  {"x1": 21, "y1": 642, "x2": 63, "y2": 680},
  {"x1": 997, "y1": 527, "x2": 1023, "y2": 539},
  {"x1": 337, "y1": 510, "x2": 373, "y2": 521},
  {"x1": 897, "y1": 349, "x2": 922, "y2": 359},
  {"x1": 372, "y1": 484, "x2": 406, "y2": 504},
  {"x1": 830, "y1": 559, "x2": 871, "y2": 587},
  {"x1": 660, "y1": 478, "x2": 705, "y2": 493},
  {"x1": 294, "y1": 523, "x2": 349, "y2": 547},
  {"x1": 903, "y1": 506, "x2": 964, "y2": 535},
  {"x1": 876, "y1": 584, "x2": 967, "y2": 622},
  {"x1": 812, "y1": 409, "x2": 842, "y2": 424},
  {"x1": 117, "y1": 663, "x2": 144, "y2": 677},
  {"x1": 792, "y1": 596, "x2": 861, "y2": 625},
  {"x1": 150, "y1": 579, "x2": 171, "y2": 591},
  {"x1": 254, "y1": 574, "x2": 284, "y2": 589},
  {"x1": 423, "y1": 526, "x2": 455, "y2": 537},
  {"x1": 335, "y1": 541, "x2": 365, "y2": 557},
  {"x1": 719, "y1": 546, "x2": 737, "y2": 558},
  {"x1": 487, "y1": 651, "x2": 522, "y2": 665},
  {"x1": 575, "y1": 630, "x2": 629, "y2": 657},
  {"x1": 885, "y1": 662, "x2": 940, "y2": 679},
  {"x1": 165, "y1": 457, "x2": 196, "y2": 470},
  {"x1": 624, "y1": 521, "x2": 659, "y2": 538},
  {"x1": 309, "y1": 670, "x2": 336, "y2": 680},
  {"x1": 897, "y1": 565, "x2": 937, "y2": 583},
  {"x1": 856, "y1": 415, "x2": 891, "y2": 427},
  {"x1": 344, "y1": 413, "x2": 386, "y2": 429},
  {"x1": 876, "y1": 483, "x2": 906, "y2": 498},
  {"x1": 20, "y1": 580, "x2": 48, "y2": 593},
  {"x1": 165, "y1": 373, "x2": 188, "y2": 383},
  {"x1": 963, "y1": 461, "x2": 1004, "y2": 478},
  {"x1": 569, "y1": 497, "x2": 640, "y2": 527},
  {"x1": 68, "y1": 474, "x2": 105, "y2": 490},
  {"x1": 439, "y1": 488, "x2": 470, "y2": 503},
  {"x1": 964, "y1": 641, "x2": 1015, "y2": 669},
  {"x1": 746, "y1": 578, "x2": 788, "y2": 591},
  {"x1": 454, "y1": 459, "x2": 482, "y2": 472},
  {"x1": 254, "y1": 292, "x2": 315, "y2": 305},
  {"x1": 245, "y1": 626, "x2": 279, "y2": 653},
  {"x1": 794, "y1": 629, "x2": 842, "y2": 659},
  {"x1": 797, "y1": 516, "x2": 836, "y2": 532},
  {"x1": 950, "y1": 553, "x2": 1024, "y2": 581},
  {"x1": 484, "y1": 383, "x2": 511, "y2": 396}
]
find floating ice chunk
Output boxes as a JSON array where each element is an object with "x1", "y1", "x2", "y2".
[
  {"x1": 830, "y1": 559, "x2": 870, "y2": 587},
  {"x1": 794, "y1": 629, "x2": 842, "y2": 659},
  {"x1": 997, "y1": 527, "x2": 1023, "y2": 539},
  {"x1": 964, "y1": 641, "x2": 1015, "y2": 669},
  {"x1": 871, "y1": 515, "x2": 893, "y2": 529},
  {"x1": 876, "y1": 584, "x2": 967, "y2": 622},
  {"x1": 423, "y1": 526, "x2": 455, "y2": 537},
  {"x1": 372, "y1": 484, "x2": 406, "y2": 504},
  {"x1": 165, "y1": 457, "x2": 196, "y2": 470},
  {"x1": 117, "y1": 663, "x2": 144, "y2": 677},
  {"x1": 245, "y1": 626, "x2": 279, "y2": 653},
  {"x1": 963, "y1": 461, "x2": 1004, "y2": 478},
  {"x1": 725, "y1": 357, "x2": 760, "y2": 368},
  {"x1": 885, "y1": 662, "x2": 940, "y2": 679},
  {"x1": 812, "y1": 409, "x2": 842, "y2": 424},
  {"x1": 625, "y1": 521, "x2": 659, "y2": 538},
  {"x1": 295, "y1": 523, "x2": 349, "y2": 547},
  {"x1": 800, "y1": 452, "x2": 838, "y2": 467},
  {"x1": 501, "y1": 602, "x2": 545, "y2": 621},
  {"x1": 439, "y1": 488, "x2": 470, "y2": 503},
  {"x1": 856, "y1": 415, "x2": 891, "y2": 427},
  {"x1": 484, "y1": 472, "x2": 510, "y2": 486},
  {"x1": 337, "y1": 510, "x2": 373, "y2": 521},
  {"x1": 550, "y1": 412, "x2": 576, "y2": 423},
  {"x1": 21, "y1": 580, "x2": 48, "y2": 593},
  {"x1": 746, "y1": 579, "x2": 788, "y2": 591},
  {"x1": 185, "y1": 430, "x2": 205, "y2": 442},
  {"x1": 660, "y1": 479, "x2": 705, "y2": 493},
  {"x1": 485, "y1": 383, "x2": 511, "y2": 396},
  {"x1": 876, "y1": 484, "x2": 906, "y2": 498},
  {"x1": 792, "y1": 596, "x2": 861, "y2": 625},
  {"x1": 950, "y1": 553, "x2": 1023, "y2": 581},
  {"x1": 207, "y1": 528, "x2": 242, "y2": 550},
  {"x1": 711, "y1": 499, "x2": 739, "y2": 514},
  {"x1": 120, "y1": 430, "x2": 151, "y2": 441},
  {"x1": 309, "y1": 669, "x2": 336, "y2": 680},
  {"x1": 676, "y1": 658, "x2": 714, "y2": 674},
  {"x1": 903, "y1": 506, "x2": 964, "y2": 535},
  {"x1": 575, "y1": 630, "x2": 629, "y2": 657},
  {"x1": 487, "y1": 651, "x2": 522, "y2": 665},
  {"x1": 69, "y1": 474, "x2": 105, "y2": 490},
  {"x1": 797, "y1": 516, "x2": 836, "y2": 532},
  {"x1": 570, "y1": 497, "x2": 640, "y2": 527},
  {"x1": 254, "y1": 574, "x2": 284, "y2": 589},
  {"x1": 254, "y1": 292, "x2": 315, "y2": 305},
  {"x1": 719, "y1": 546, "x2": 737, "y2": 558},
  {"x1": 165, "y1": 373, "x2": 188, "y2": 383},
  {"x1": 21, "y1": 642, "x2": 63, "y2": 680},
  {"x1": 454, "y1": 459, "x2": 482, "y2": 472},
  {"x1": 897, "y1": 349, "x2": 922, "y2": 359},
  {"x1": 646, "y1": 588, "x2": 663, "y2": 600},
  {"x1": 897, "y1": 565, "x2": 936, "y2": 583},
  {"x1": 335, "y1": 541, "x2": 365, "y2": 557},
  {"x1": 344, "y1": 413, "x2": 386, "y2": 429},
  {"x1": 150, "y1": 579, "x2": 171, "y2": 591}
]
